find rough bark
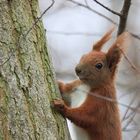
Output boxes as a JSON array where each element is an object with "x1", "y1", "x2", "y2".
[{"x1": 0, "y1": 0, "x2": 70, "y2": 140}]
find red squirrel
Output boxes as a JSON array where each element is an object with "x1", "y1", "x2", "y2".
[{"x1": 53, "y1": 28, "x2": 130, "y2": 140}]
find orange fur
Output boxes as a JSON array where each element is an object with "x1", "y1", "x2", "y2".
[
  {"x1": 93, "y1": 27, "x2": 115, "y2": 51},
  {"x1": 53, "y1": 30, "x2": 130, "y2": 140}
]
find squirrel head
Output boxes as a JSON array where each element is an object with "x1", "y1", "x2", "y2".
[{"x1": 75, "y1": 28, "x2": 131, "y2": 88}]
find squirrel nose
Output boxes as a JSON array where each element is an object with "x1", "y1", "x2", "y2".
[{"x1": 75, "y1": 66, "x2": 82, "y2": 75}]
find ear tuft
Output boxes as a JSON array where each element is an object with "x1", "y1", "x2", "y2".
[
  {"x1": 93, "y1": 26, "x2": 115, "y2": 51},
  {"x1": 106, "y1": 32, "x2": 131, "y2": 75}
]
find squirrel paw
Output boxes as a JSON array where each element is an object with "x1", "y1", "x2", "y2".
[
  {"x1": 52, "y1": 99, "x2": 66, "y2": 115},
  {"x1": 57, "y1": 81, "x2": 64, "y2": 94}
]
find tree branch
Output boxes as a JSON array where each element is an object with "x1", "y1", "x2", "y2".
[
  {"x1": 117, "y1": 0, "x2": 131, "y2": 35},
  {"x1": 24, "y1": 0, "x2": 55, "y2": 37},
  {"x1": 77, "y1": 88, "x2": 140, "y2": 114},
  {"x1": 67, "y1": 0, "x2": 117, "y2": 25},
  {"x1": 120, "y1": 48, "x2": 140, "y2": 73},
  {"x1": 92, "y1": 0, "x2": 131, "y2": 35},
  {"x1": 130, "y1": 32, "x2": 140, "y2": 40},
  {"x1": 47, "y1": 30, "x2": 110, "y2": 36},
  {"x1": 133, "y1": 129, "x2": 140, "y2": 140},
  {"x1": 122, "y1": 93, "x2": 138, "y2": 122},
  {"x1": 92, "y1": 0, "x2": 122, "y2": 17},
  {"x1": 68, "y1": 0, "x2": 140, "y2": 41}
]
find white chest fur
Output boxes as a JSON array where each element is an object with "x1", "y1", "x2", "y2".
[
  {"x1": 68, "y1": 84, "x2": 90, "y2": 140},
  {"x1": 71, "y1": 84, "x2": 90, "y2": 107}
]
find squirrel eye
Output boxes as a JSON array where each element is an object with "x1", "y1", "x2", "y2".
[{"x1": 95, "y1": 63, "x2": 103, "y2": 70}]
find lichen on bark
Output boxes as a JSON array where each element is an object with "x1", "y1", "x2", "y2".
[{"x1": 0, "y1": 0, "x2": 70, "y2": 140}]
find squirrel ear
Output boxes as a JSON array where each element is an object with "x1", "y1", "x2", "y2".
[
  {"x1": 93, "y1": 27, "x2": 115, "y2": 51},
  {"x1": 106, "y1": 32, "x2": 131, "y2": 75}
]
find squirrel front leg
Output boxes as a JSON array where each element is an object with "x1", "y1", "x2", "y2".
[
  {"x1": 53, "y1": 99, "x2": 94, "y2": 128},
  {"x1": 58, "y1": 79, "x2": 81, "y2": 94}
]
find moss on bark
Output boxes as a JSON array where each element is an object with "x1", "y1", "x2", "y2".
[{"x1": 0, "y1": 0, "x2": 70, "y2": 140}]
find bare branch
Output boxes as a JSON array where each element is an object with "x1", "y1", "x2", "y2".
[
  {"x1": 0, "y1": 34, "x2": 22, "y2": 67},
  {"x1": 118, "y1": 0, "x2": 131, "y2": 35},
  {"x1": 133, "y1": 129, "x2": 140, "y2": 140},
  {"x1": 68, "y1": 0, "x2": 117, "y2": 25},
  {"x1": 68, "y1": 0, "x2": 140, "y2": 41},
  {"x1": 123, "y1": 111, "x2": 135, "y2": 122},
  {"x1": 47, "y1": 30, "x2": 109, "y2": 36},
  {"x1": 92, "y1": 0, "x2": 131, "y2": 35},
  {"x1": 84, "y1": 0, "x2": 88, "y2": 6},
  {"x1": 77, "y1": 88, "x2": 140, "y2": 113},
  {"x1": 47, "y1": 30, "x2": 140, "y2": 42},
  {"x1": 24, "y1": 0, "x2": 55, "y2": 37},
  {"x1": 123, "y1": 103, "x2": 140, "y2": 131},
  {"x1": 122, "y1": 93, "x2": 138, "y2": 122},
  {"x1": 120, "y1": 48, "x2": 140, "y2": 73},
  {"x1": 131, "y1": 32, "x2": 140, "y2": 40},
  {"x1": 92, "y1": 0, "x2": 122, "y2": 17},
  {"x1": 92, "y1": 93, "x2": 140, "y2": 113},
  {"x1": 123, "y1": 126, "x2": 140, "y2": 132}
]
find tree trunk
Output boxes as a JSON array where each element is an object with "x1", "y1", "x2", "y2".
[{"x1": 0, "y1": 0, "x2": 70, "y2": 140}]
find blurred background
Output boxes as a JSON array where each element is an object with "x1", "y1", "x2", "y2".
[{"x1": 39, "y1": 0, "x2": 140, "y2": 139}]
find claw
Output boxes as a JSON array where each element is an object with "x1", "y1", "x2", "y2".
[{"x1": 52, "y1": 99, "x2": 66, "y2": 114}]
